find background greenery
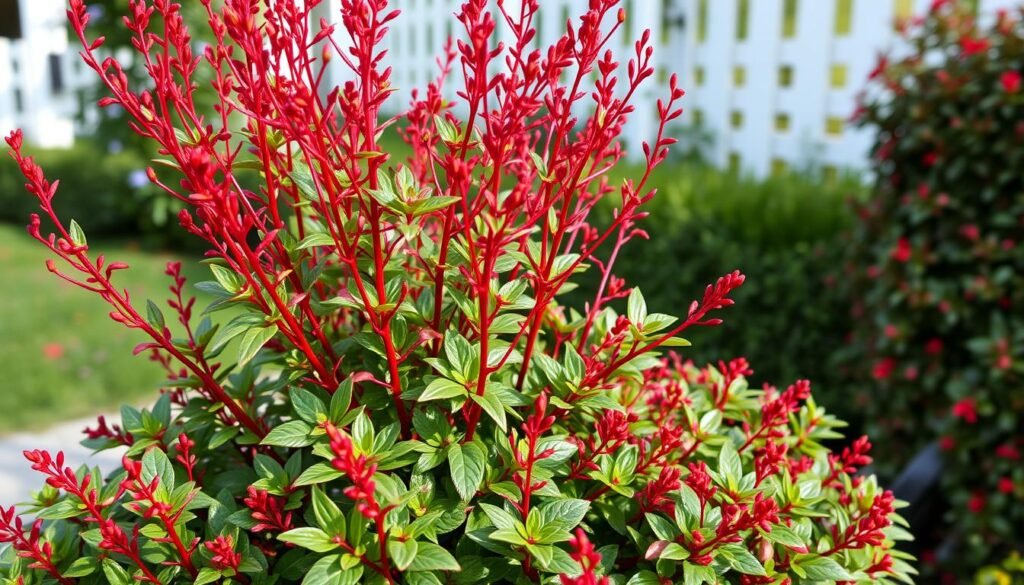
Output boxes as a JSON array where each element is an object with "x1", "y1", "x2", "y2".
[
  {"x1": 578, "y1": 163, "x2": 860, "y2": 402},
  {"x1": 0, "y1": 224, "x2": 208, "y2": 432}
]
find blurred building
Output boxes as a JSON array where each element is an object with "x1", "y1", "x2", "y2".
[{"x1": 0, "y1": 0, "x2": 80, "y2": 148}]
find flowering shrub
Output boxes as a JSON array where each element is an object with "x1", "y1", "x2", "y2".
[
  {"x1": 846, "y1": 0, "x2": 1024, "y2": 575},
  {"x1": 2, "y1": 0, "x2": 911, "y2": 583}
]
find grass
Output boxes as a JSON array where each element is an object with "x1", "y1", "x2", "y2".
[{"x1": 0, "y1": 224, "x2": 207, "y2": 434}]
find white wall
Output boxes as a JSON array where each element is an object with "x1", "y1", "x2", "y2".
[{"x1": 0, "y1": 0, "x2": 77, "y2": 148}]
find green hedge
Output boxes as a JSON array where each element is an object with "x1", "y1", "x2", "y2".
[
  {"x1": 575, "y1": 164, "x2": 861, "y2": 402},
  {"x1": 0, "y1": 141, "x2": 153, "y2": 237}
]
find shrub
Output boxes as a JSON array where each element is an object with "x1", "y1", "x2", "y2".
[
  {"x1": 1, "y1": 1, "x2": 911, "y2": 584},
  {"x1": 845, "y1": 0, "x2": 1024, "y2": 575}
]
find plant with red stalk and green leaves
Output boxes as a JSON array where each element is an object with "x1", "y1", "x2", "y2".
[{"x1": 1, "y1": 0, "x2": 912, "y2": 583}]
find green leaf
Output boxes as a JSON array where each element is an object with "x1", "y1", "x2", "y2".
[
  {"x1": 799, "y1": 555, "x2": 853, "y2": 581},
  {"x1": 295, "y1": 462, "x2": 344, "y2": 486},
  {"x1": 63, "y1": 557, "x2": 99, "y2": 578},
  {"x1": 101, "y1": 559, "x2": 133, "y2": 585},
  {"x1": 645, "y1": 514, "x2": 679, "y2": 540},
  {"x1": 208, "y1": 426, "x2": 240, "y2": 449},
  {"x1": 626, "y1": 571, "x2": 662, "y2": 585},
  {"x1": 408, "y1": 542, "x2": 460, "y2": 572},
  {"x1": 278, "y1": 527, "x2": 338, "y2": 553},
  {"x1": 412, "y1": 196, "x2": 461, "y2": 215},
  {"x1": 718, "y1": 440, "x2": 742, "y2": 486},
  {"x1": 447, "y1": 443, "x2": 485, "y2": 500},
  {"x1": 291, "y1": 388, "x2": 326, "y2": 423},
  {"x1": 678, "y1": 484, "x2": 702, "y2": 526},
  {"x1": 419, "y1": 377, "x2": 467, "y2": 402},
  {"x1": 479, "y1": 503, "x2": 519, "y2": 530},
  {"x1": 762, "y1": 524, "x2": 805, "y2": 549},
  {"x1": 36, "y1": 499, "x2": 82, "y2": 520},
  {"x1": 388, "y1": 538, "x2": 418, "y2": 571},
  {"x1": 209, "y1": 264, "x2": 243, "y2": 293},
  {"x1": 68, "y1": 219, "x2": 87, "y2": 247},
  {"x1": 297, "y1": 232, "x2": 336, "y2": 250},
  {"x1": 627, "y1": 287, "x2": 647, "y2": 324},
  {"x1": 660, "y1": 542, "x2": 690, "y2": 561},
  {"x1": 541, "y1": 499, "x2": 590, "y2": 531},
  {"x1": 470, "y1": 390, "x2": 506, "y2": 431},
  {"x1": 238, "y1": 325, "x2": 278, "y2": 366},
  {"x1": 142, "y1": 447, "x2": 175, "y2": 489},
  {"x1": 194, "y1": 568, "x2": 221, "y2": 585},
  {"x1": 490, "y1": 527, "x2": 529, "y2": 545},
  {"x1": 683, "y1": 563, "x2": 717, "y2": 585},
  {"x1": 302, "y1": 555, "x2": 344, "y2": 585},
  {"x1": 718, "y1": 543, "x2": 766, "y2": 576},
  {"x1": 330, "y1": 377, "x2": 355, "y2": 422},
  {"x1": 311, "y1": 486, "x2": 346, "y2": 537},
  {"x1": 527, "y1": 543, "x2": 555, "y2": 566},
  {"x1": 563, "y1": 344, "x2": 585, "y2": 383},
  {"x1": 146, "y1": 300, "x2": 165, "y2": 330},
  {"x1": 261, "y1": 420, "x2": 314, "y2": 447}
]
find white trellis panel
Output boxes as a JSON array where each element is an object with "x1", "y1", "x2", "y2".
[{"x1": 346, "y1": 0, "x2": 1021, "y2": 177}]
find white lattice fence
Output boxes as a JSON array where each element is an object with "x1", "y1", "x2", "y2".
[
  {"x1": 324, "y1": 0, "x2": 1019, "y2": 177},
  {"x1": 682, "y1": 0, "x2": 1019, "y2": 177},
  {"x1": 4, "y1": 0, "x2": 1020, "y2": 170}
]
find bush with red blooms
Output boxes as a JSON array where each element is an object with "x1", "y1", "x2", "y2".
[
  {"x1": 845, "y1": 0, "x2": 1024, "y2": 576},
  {"x1": 1, "y1": 0, "x2": 912, "y2": 583}
]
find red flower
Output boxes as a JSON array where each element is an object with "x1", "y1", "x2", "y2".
[
  {"x1": 960, "y1": 36, "x2": 990, "y2": 57},
  {"x1": 1001, "y1": 71, "x2": 1022, "y2": 94},
  {"x1": 922, "y1": 152, "x2": 938, "y2": 167},
  {"x1": 939, "y1": 436, "x2": 956, "y2": 451},
  {"x1": 204, "y1": 535, "x2": 241, "y2": 571},
  {"x1": 243, "y1": 487, "x2": 293, "y2": 533},
  {"x1": 996, "y1": 354, "x2": 1013, "y2": 370},
  {"x1": 996, "y1": 443, "x2": 1021, "y2": 460},
  {"x1": 41, "y1": 343, "x2": 64, "y2": 360},
  {"x1": 325, "y1": 423, "x2": 382, "y2": 519},
  {"x1": 891, "y1": 238, "x2": 912, "y2": 263},
  {"x1": 967, "y1": 492, "x2": 986, "y2": 513},
  {"x1": 951, "y1": 398, "x2": 978, "y2": 424},
  {"x1": 998, "y1": 477, "x2": 1015, "y2": 495},
  {"x1": 960, "y1": 224, "x2": 980, "y2": 241},
  {"x1": 925, "y1": 338, "x2": 944, "y2": 355},
  {"x1": 872, "y1": 358, "x2": 896, "y2": 381},
  {"x1": 868, "y1": 55, "x2": 889, "y2": 80},
  {"x1": 560, "y1": 529, "x2": 609, "y2": 585}
]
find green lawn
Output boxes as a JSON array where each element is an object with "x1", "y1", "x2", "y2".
[{"x1": 0, "y1": 224, "x2": 207, "y2": 434}]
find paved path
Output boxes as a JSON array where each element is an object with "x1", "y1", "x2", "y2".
[{"x1": 0, "y1": 417, "x2": 124, "y2": 505}]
